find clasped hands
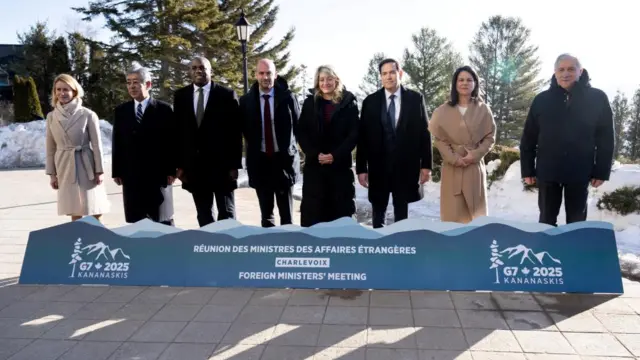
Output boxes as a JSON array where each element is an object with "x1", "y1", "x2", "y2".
[
  {"x1": 454, "y1": 146, "x2": 476, "y2": 167},
  {"x1": 318, "y1": 153, "x2": 334, "y2": 165}
]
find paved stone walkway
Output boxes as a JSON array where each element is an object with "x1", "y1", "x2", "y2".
[{"x1": 0, "y1": 167, "x2": 639, "y2": 359}]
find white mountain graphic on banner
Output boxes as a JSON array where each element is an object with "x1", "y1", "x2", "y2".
[
  {"x1": 500, "y1": 244, "x2": 561, "y2": 265},
  {"x1": 82, "y1": 242, "x2": 130, "y2": 261}
]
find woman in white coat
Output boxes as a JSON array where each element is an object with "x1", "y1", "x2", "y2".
[{"x1": 45, "y1": 74, "x2": 110, "y2": 221}]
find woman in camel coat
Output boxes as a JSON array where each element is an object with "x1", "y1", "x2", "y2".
[
  {"x1": 45, "y1": 74, "x2": 110, "y2": 221},
  {"x1": 428, "y1": 66, "x2": 496, "y2": 223}
]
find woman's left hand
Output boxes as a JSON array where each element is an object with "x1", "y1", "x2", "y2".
[{"x1": 95, "y1": 173, "x2": 104, "y2": 185}]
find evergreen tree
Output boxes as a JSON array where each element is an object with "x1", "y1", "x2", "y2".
[
  {"x1": 221, "y1": 0, "x2": 299, "y2": 94},
  {"x1": 49, "y1": 37, "x2": 72, "y2": 76},
  {"x1": 12, "y1": 75, "x2": 43, "y2": 122},
  {"x1": 26, "y1": 76, "x2": 44, "y2": 119},
  {"x1": 14, "y1": 21, "x2": 55, "y2": 113},
  {"x1": 84, "y1": 42, "x2": 129, "y2": 122},
  {"x1": 293, "y1": 63, "x2": 310, "y2": 103},
  {"x1": 627, "y1": 88, "x2": 640, "y2": 160},
  {"x1": 12, "y1": 76, "x2": 28, "y2": 122},
  {"x1": 402, "y1": 27, "x2": 463, "y2": 113},
  {"x1": 357, "y1": 52, "x2": 386, "y2": 104},
  {"x1": 74, "y1": 0, "x2": 298, "y2": 100},
  {"x1": 68, "y1": 32, "x2": 89, "y2": 89},
  {"x1": 469, "y1": 15, "x2": 544, "y2": 145},
  {"x1": 610, "y1": 90, "x2": 630, "y2": 158}
]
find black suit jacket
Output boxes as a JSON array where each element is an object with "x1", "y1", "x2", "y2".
[
  {"x1": 173, "y1": 82, "x2": 243, "y2": 192},
  {"x1": 112, "y1": 97, "x2": 176, "y2": 184},
  {"x1": 355, "y1": 86, "x2": 432, "y2": 205},
  {"x1": 239, "y1": 79, "x2": 301, "y2": 189}
]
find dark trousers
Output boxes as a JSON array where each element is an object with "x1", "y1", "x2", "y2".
[
  {"x1": 192, "y1": 190, "x2": 235, "y2": 227},
  {"x1": 122, "y1": 182, "x2": 174, "y2": 226},
  {"x1": 537, "y1": 180, "x2": 589, "y2": 226},
  {"x1": 372, "y1": 193, "x2": 408, "y2": 229},
  {"x1": 256, "y1": 186, "x2": 293, "y2": 227},
  {"x1": 300, "y1": 167, "x2": 356, "y2": 227}
]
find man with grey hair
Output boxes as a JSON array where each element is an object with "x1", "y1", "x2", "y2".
[
  {"x1": 520, "y1": 54, "x2": 614, "y2": 226},
  {"x1": 112, "y1": 62, "x2": 176, "y2": 225},
  {"x1": 173, "y1": 56, "x2": 243, "y2": 227}
]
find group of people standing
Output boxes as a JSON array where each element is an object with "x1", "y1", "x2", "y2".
[{"x1": 44, "y1": 53, "x2": 615, "y2": 229}]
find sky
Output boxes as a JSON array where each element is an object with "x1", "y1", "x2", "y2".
[{"x1": 2, "y1": 0, "x2": 639, "y2": 102}]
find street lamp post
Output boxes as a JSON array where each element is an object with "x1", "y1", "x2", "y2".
[{"x1": 235, "y1": 10, "x2": 251, "y2": 95}]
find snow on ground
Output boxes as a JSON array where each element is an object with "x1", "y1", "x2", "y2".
[
  {"x1": 2, "y1": 119, "x2": 639, "y2": 278},
  {"x1": 0, "y1": 119, "x2": 114, "y2": 168}
]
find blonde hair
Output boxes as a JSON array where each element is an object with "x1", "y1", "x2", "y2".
[
  {"x1": 314, "y1": 65, "x2": 344, "y2": 104},
  {"x1": 50, "y1": 74, "x2": 84, "y2": 108}
]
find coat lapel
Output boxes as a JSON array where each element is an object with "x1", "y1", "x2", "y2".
[
  {"x1": 378, "y1": 89, "x2": 387, "y2": 127},
  {"x1": 186, "y1": 84, "x2": 198, "y2": 127},
  {"x1": 395, "y1": 86, "x2": 408, "y2": 134},
  {"x1": 53, "y1": 106, "x2": 83, "y2": 145},
  {"x1": 460, "y1": 101, "x2": 479, "y2": 144},
  {"x1": 142, "y1": 98, "x2": 156, "y2": 123},
  {"x1": 62, "y1": 108, "x2": 83, "y2": 133},
  {"x1": 201, "y1": 82, "x2": 217, "y2": 126}
]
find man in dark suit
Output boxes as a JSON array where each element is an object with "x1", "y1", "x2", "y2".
[
  {"x1": 520, "y1": 53, "x2": 614, "y2": 226},
  {"x1": 112, "y1": 63, "x2": 176, "y2": 225},
  {"x1": 173, "y1": 56, "x2": 243, "y2": 227},
  {"x1": 356, "y1": 58, "x2": 433, "y2": 228},
  {"x1": 239, "y1": 58, "x2": 301, "y2": 227}
]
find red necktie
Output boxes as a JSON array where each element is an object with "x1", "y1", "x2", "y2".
[{"x1": 263, "y1": 94, "x2": 274, "y2": 156}]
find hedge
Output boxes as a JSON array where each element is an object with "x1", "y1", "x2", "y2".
[
  {"x1": 12, "y1": 75, "x2": 43, "y2": 123},
  {"x1": 596, "y1": 186, "x2": 640, "y2": 215}
]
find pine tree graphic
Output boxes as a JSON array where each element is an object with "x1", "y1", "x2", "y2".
[
  {"x1": 489, "y1": 240, "x2": 504, "y2": 284},
  {"x1": 69, "y1": 238, "x2": 83, "y2": 278}
]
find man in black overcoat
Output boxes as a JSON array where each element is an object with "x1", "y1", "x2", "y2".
[
  {"x1": 239, "y1": 58, "x2": 301, "y2": 227},
  {"x1": 355, "y1": 58, "x2": 433, "y2": 228},
  {"x1": 112, "y1": 63, "x2": 176, "y2": 225},
  {"x1": 173, "y1": 56, "x2": 243, "y2": 227},
  {"x1": 520, "y1": 53, "x2": 615, "y2": 226}
]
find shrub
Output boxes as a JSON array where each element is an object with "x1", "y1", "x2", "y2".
[
  {"x1": 26, "y1": 76, "x2": 44, "y2": 120},
  {"x1": 0, "y1": 101, "x2": 14, "y2": 125},
  {"x1": 12, "y1": 75, "x2": 43, "y2": 123},
  {"x1": 487, "y1": 146, "x2": 520, "y2": 185},
  {"x1": 596, "y1": 186, "x2": 640, "y2": 215},
  {"x1": 12, "y1": 76, "x2": 28, "y2": 122}
]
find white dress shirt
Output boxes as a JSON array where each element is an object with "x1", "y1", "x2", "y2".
[
  {"x1": 260, "y1": 87, "x2": 279, "y2": 152},
  {"x1": 134, "y1": 97, "x2": 150, "y2": 119},
  {"x1": 193, "y1": 81, "x2": 211, "y2": 115},
  {"x1": 385, "y1": 87, "x2": 401, "y2": 127}
]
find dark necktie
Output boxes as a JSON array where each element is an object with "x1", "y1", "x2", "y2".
[
  {"x1": 136, "y1": 103, "x2": 143, "y2": 123},
  {"x1": 196, "y1": 88, "x2": 204, "y2": 127},
  {"x1": 388, "y1": 94, "x2": 396, "y2": 131},
  {"x1": 263, "y1": 94, "x2": 274, "y2": 155}
]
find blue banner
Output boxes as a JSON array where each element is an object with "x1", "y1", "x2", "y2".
[{"x1": 18, "y1": 217, "x2": 624, "y2": 294}]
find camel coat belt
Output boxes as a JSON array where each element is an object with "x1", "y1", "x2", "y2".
[{"x1": 56, "y1": 144, "x2": 95, "y2": 183}]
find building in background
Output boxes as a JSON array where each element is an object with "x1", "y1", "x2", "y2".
[{"x1": 0, "y1": 44, "x2": 24, "y2": 101}]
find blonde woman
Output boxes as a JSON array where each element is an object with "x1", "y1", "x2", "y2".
[
  {"x1": 297, "y1": 65, "x2": 359, "y2": 227},
  {"x1": 428, "y1": 65, "x2": 496, "y2": 224},
  {"x1": 45, "y1": 74, "x2": 110, "y2": 221}
]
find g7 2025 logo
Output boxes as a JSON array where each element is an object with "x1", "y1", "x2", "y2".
[
  {"x1": 490, "y1": 240, "x2": 563, "y2": 285},
  {"x1": 69, "y1": 238, "x2": 131, "y2": 279}
]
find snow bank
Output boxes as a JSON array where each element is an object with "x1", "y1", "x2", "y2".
[
  {"x1": 0, "y1": 119, "x2": 113, "y2": 169},
  {"x1": 0, "y1": 119, "x2": 250, "y2": 186}
]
